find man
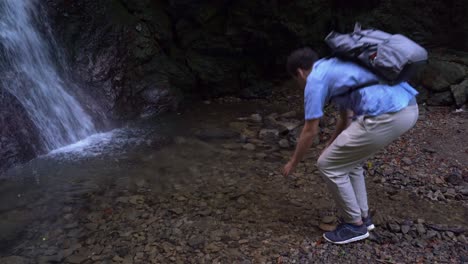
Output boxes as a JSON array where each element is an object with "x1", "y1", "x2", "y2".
[{"x1": 282, "y1": 47, "x2": 419, "y2": 244}]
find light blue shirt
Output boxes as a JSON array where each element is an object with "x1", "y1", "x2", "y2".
[{"x1": 304, "y1": 58, "x2": 418, "y2": 120}]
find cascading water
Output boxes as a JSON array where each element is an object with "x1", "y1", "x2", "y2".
[{"x1": 0, "y1": 0, "x2": 96, "y2": 151}]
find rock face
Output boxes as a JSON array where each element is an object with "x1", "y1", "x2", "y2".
[
  {"x1": 0, "y1": 88, "x2": 43, "y2": 172},
  {"x1": 44, "y1": 0, "x2": 467, "y2": 120}
]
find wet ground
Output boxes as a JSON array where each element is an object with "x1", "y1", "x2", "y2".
[{"x1": 0, "y1": 87, "x2": 467, "y2": 263}]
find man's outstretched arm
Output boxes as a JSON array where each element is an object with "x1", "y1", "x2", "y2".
[{"x1": 282, "y1": 118, "x2": 320, "y2": 176}]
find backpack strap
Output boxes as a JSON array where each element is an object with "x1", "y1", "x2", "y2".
[{"x1": 329, "y1": 80, "x2": 381, "y2": 102}]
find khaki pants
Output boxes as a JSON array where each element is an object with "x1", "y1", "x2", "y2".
[{"x1": 317, "y1": 104, "x2": 419, "y2": 223}]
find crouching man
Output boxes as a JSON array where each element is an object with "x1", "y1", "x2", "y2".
[{"x1": 281, "y1": 48, "x2": 419, "y2": 244}]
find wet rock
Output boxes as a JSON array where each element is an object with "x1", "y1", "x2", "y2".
[
  {"x1": 259, "y1": 129, "x2": 279, "y2": 142},
  {"x1": 205, "y1": 243, "x2": 222, "y2": 253},
  {"x1": 195, "y1": 128, "x2": 239, "y2": 141},
  {"x1": 0, "y1": 87, "x2": 43, "y2": 172}
]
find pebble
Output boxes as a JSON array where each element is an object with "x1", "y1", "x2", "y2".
[
  {"x1": 321, "y1": 216, "x2": 336, "y2": 224},
  {"x1": 425, "y1": 230, "x2": 438, "y2": 239},
  {"x1": 250, "y1": 114, "x2": 263, "y2": 122},
  {"x1": 401, "y1": 157, "x2": 412, "y2": 165},
  {"x1": 278, "y1": 139, "x2": 290, "y2": 148},
  {"x1": 319, "y1": 223, "x2": 336, "y2": 232},
  {"x1": 416, "y1": 223, "x2": 426, "y2": 234},
  {"x1": 388, "y1": 223, "x2": 401, "y2": 232},
  {"x1": 280, "y1": 111, "x2": 297, "y2": 118},
  {"x1": 188, "y1": 236, "x2": 205, "y2": 248},
  {"x1": 242, "y1": 143, "x2": 256, "y2": 151},
  {"x1": 259, "y1": 129, "x2": 279, "y2": 141},
  {"x1": 401, "y1": 225, "x2": 410, "y2": 234}
]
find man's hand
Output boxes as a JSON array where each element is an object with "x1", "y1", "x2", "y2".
[
  {"x1": 282, "y1": 160, "x2": 297, "y2": 176},
  {"x1": 281, "y1": 119, "x2": 319, "y2": 176}
]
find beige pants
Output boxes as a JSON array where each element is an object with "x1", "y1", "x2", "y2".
[{"x1": 317, "y1": 104, "x2": 419, "y2": 223}]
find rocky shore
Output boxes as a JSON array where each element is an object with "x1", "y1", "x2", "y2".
[{"x1": 0, "y1": 89, "x2": 466, "y2": 263}]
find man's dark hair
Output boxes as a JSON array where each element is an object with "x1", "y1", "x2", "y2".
[{"x1": 286, "y1": 47, "x2": 319, "y2": 76}]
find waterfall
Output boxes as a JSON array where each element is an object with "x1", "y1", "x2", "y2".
[{"x1": 0, "y1": 0, "x2": 96, "y2": 151}]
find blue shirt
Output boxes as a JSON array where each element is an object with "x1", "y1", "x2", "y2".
[{"x1": 304, "y1": 58, "x2": 418, "y2": 120}]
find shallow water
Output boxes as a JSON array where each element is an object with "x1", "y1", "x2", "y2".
[
  {"x1": 0, "y1": 100, "x2": 466, "y2": 259},
  {"x1": 0, "y1": 101, "x2": 277, "y2": 248}
]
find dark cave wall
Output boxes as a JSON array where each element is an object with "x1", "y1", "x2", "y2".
[{"x1": 45, "y1": 0, "x2": 466, "y2": 119}]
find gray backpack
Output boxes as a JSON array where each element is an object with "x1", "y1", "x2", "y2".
[{"x1": 325, "y1": 23, "x2": 428, "y2": 85}]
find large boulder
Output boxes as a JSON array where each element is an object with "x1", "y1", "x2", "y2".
[{"x1": 420, "y1": 60, "x2": 466, "y2": 92}]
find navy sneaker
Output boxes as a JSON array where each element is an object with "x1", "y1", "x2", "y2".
[
  {"x1": 323, "y1": 223, "x2": 369, "y2": 244},
  {"x1": 363, "y1": 215, "x2": 375, "y2": 231}
]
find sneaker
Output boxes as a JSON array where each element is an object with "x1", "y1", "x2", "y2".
[
  {"x1": 363, "y1": 215, "x2": 375, "y2": 231},
  {"x1": 323, "y1": 223, "x2": 369, "y2": 245}
]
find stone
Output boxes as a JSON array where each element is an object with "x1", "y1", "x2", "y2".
[
  {"x1": 278, "y1": 139, "x2": 290, "y2": 148},
  {"x1": 280, "y1": 111, "x2": 297, "y2": 118},
  {"x1": 401, "y1": 225, "x2": 411, "y2": 234},
  {"x1": 388, "y1": 223, "x2": 401, "y2": 232},
  {"x1": 321, "y1": 216, "x2": 336, "y2": 224},
  {"x1": 205, "y1": 243, "x2": 221, "y2": 253},
  {"x1": 188, "y1": 235, "x2": 205, "y2": 248},
  {"x1": 401, "y1": 157, "x2": 412, "y2": 165},
  {"x1": 451, "y1": 79, "x2": 468, "y2": 107},
  {"x1": 425, "y1": 230, "x2": 438, "y2": 239},
  {"x1": 319, "y1": 223, "x2": 336, "y2": 232},
  {"x1": 242, "y1": 143, "x2": 256, "y2": 151},
  {"x1": 460, "y1": 188, "x2": 468, "y2": 196},
  {"x1": 228, "y1": 228, "x2": 241, "y2": 240},
  {"x1": 258, "y1": 129, "x2": 279, "y2": 141},
  {"x1": 427, "y1": 91, "x2": 454, "y2": 106},
  {"x1": 421, "y1": 61, "x2": 466, "y2": 92},
  {"x1": 250, "y1": 114, "x2": 263, "y2": 122},
  {"x1": 457, "y1": 234, "x2": 468, "y2": 244},
  {"x1": 416, "y1": 223, "x2": 426, "y2": 234}
]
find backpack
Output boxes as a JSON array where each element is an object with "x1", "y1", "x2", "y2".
[{"x1": 324, "y1": 23, "x2": 428, "y2": 85}]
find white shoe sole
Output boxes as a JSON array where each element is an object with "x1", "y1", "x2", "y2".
[
  {"x1": 367, "y1": 224, "x2": 375, "y2": 231},
  {"x1": 323, "y1": 232, "x2": 370, "y2": 245}
]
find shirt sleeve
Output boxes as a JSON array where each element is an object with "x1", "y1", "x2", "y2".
[{"x1": 304, "y1": 77, "x2": 328, "y2": 120}]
